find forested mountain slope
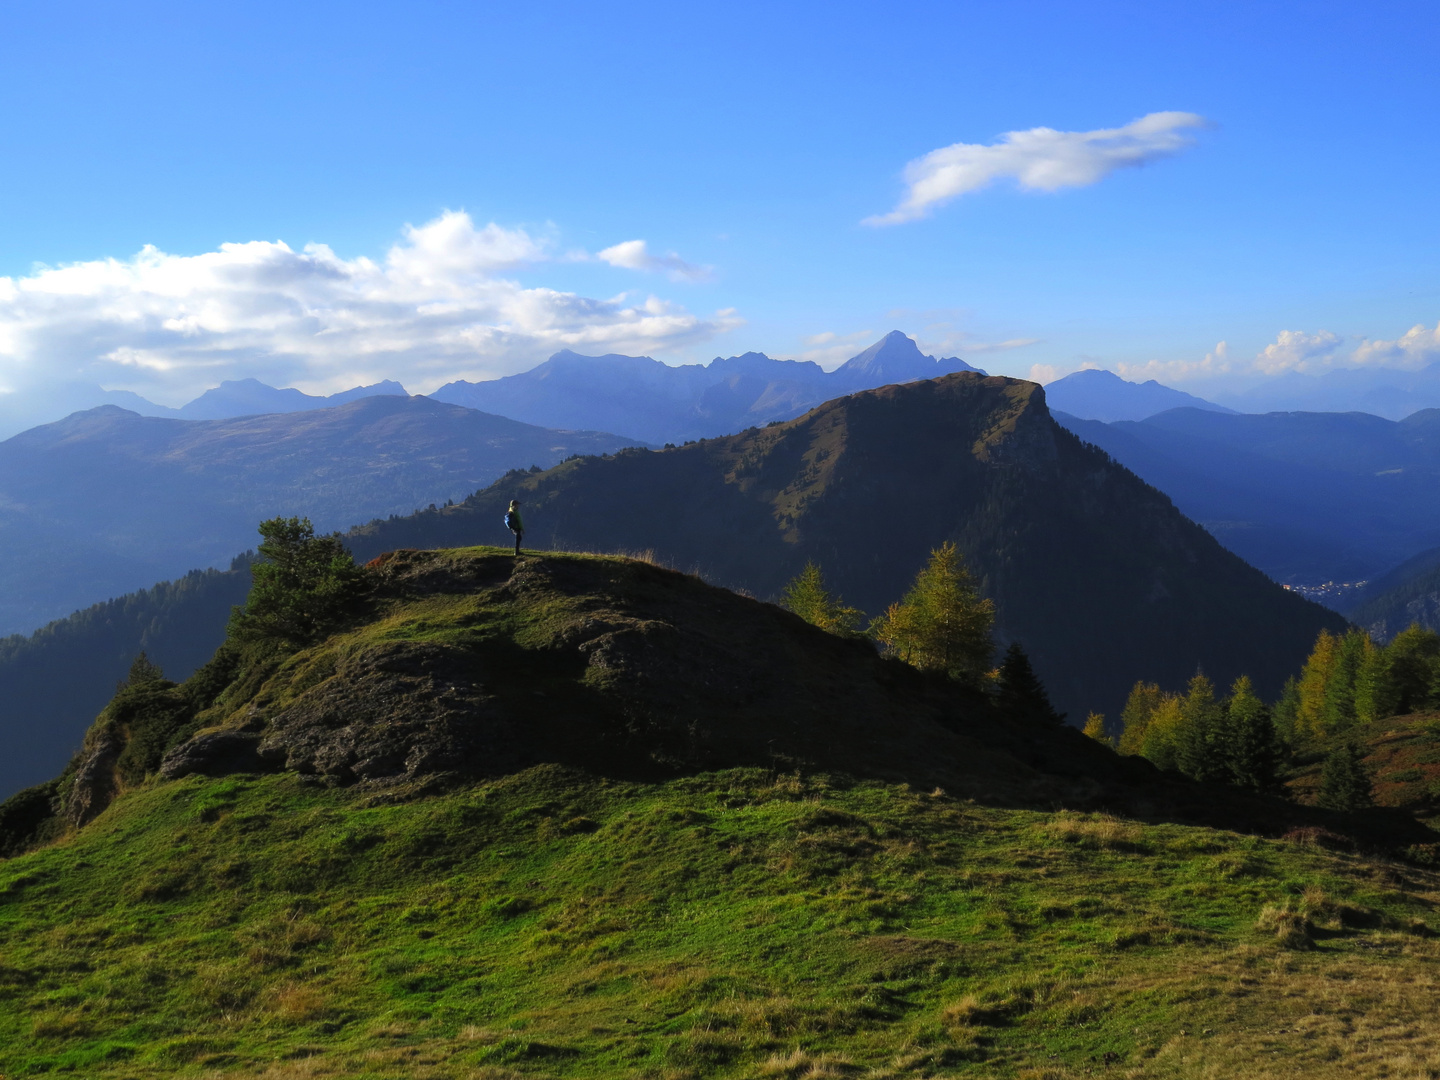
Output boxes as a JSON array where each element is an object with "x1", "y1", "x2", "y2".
[
  {"x1": 0, "y1": 395, "x2": 641, "y2": 637},
  {"x1": 354, "y1": 373, "x2": 1345, "y2": 722},
  {"x1": 0, "y1": 565, "x2": 252, "y2": 801}
]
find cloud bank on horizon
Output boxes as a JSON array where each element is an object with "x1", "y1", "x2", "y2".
[
  {"x1": 0, "y1": 211, "x2": 736, "y2": 405},
  {"x1": 865, "y1": 111, "x2": 1208, "y2": 226},
  {"x1": 1099, "y1": 323, "x2": 1440, "y2": 387}
]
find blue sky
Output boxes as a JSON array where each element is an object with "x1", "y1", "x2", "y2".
[{"x1": 1, "y1": 0, "x2": 1437, "y2": 403}]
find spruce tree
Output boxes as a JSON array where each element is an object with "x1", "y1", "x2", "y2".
[
  {"x1": 780, "y1": 561, "x2": 863, "y2": 637},
  {"x1": 1225, "y1": 675, "x2": 1279, "y2": 794},
  {"x1": 1317, "y1": 741, "x2": 1373, "y2": 812},
  {"x1": 993, "y1": 642, "x2": 1064, "y2": 725},
  {"x1": 870, "y1": 542, "x2": 994, "y2": 689}
]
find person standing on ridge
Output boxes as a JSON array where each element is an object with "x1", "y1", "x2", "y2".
[{"x1": 504, "y1": 499, "x2": 525, "y2": 556}]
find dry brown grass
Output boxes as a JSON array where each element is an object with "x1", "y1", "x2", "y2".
[
  {"x1": 1042, "y1": 811, "x2": 1143, "y2": 850},
  {"x1": 758, "y1": 1049, "x2": 859, "y2": 1078}
]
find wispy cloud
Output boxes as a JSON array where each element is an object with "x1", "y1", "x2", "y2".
[
  {"x1": 864, "y1": 111, "x2": 1208, "y2": 226},
  {"x1": 0, "y1": 211, "x2": 741, "y2": 403},
  {"x1": 597, "y1": 239, "x2": 713, "y2": 283}
]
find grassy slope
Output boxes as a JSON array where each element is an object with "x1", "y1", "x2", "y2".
[
  {"x1": 1289, "y1": 712, "x2": 1440, "y2": 831},
  {"x1": 4, "y1": 767, "x2": 1440, "y2": 1079},
  {"x1": 4, "y1": 548, "x2": 1440, "y2": 1079}
]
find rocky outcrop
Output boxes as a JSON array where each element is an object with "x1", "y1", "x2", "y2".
[
  {"x1": 160, "y1": 731, "x2": 268, "y2": 780},
  {"x1": 254, "y1": 641, "x2": 519, "y2": 786},
  {"x1": 64, "y1": 729, "x2": 124, "y2": 827}
]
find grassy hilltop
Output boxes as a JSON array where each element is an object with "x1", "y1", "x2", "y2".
[{"x1": 2, "y1": 548, "x2": 1438, "y2": 1079}]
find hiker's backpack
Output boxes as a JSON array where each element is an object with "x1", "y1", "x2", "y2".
[{"x1": 504, "y1": 510, "x2": 520, "y2": 532}]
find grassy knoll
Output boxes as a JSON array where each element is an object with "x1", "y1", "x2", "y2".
[{"x1": 3, "y1": 765, "x2": 1439, "y2": 1079}]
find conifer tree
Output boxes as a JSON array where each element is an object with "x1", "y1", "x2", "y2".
[
  {"x1": 1353, "y1": 634, "x2": 1392, "y2": 726},
  {"x1": 126, "y1": 651, "x2": 164, "y2": 686},
  {"x1": 993, "y1": 642, "x2": 1064, "y2": 725},
  {"x1": 228, "y1": 517, "x2": 364, "y2": 647},
  {"x1": 870, "y1": 542, "x2": 994, "y2": 689},
  {"x1": 1296, "y1": 630, "x2": 1339, "y2": 740},
  {"x1": 1118, "y1": 681, "x2": 1164, "y2": 756},
  {"x1": 1317, "y1": 741, "x2": 1374, "y2": 812},
  {"x1": 1271, "y1": 676, "x2": 1301, "y2": 747},
  {"x1": 1322, "y1": 630, "x2": 1366, "y2": 734},
  {"x1": 1224, "y1": 675, "x2": 1279, "y2": 794},
  {"x1": 1139, "y1": 695, "x2": 1185, "y2": 772},
  {"x1": 780, "y1": 561, "x2": 863, "y2": 637},
  {"x1": 1175, "y1": 674, "x2": 1225, "y2": 782},
  {"x1": 1082, "y1": 712, "x2": 1113, "y2": 748},
  {"x1": 1386, "y1": 624, "x2": 1440, "y2": 715}
]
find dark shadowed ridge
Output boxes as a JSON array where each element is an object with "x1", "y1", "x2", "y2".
[{"x1": 353, "y1": 372, "x2": 1346, "y2": 724}]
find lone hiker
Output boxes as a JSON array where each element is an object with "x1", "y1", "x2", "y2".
[{"x1": 504, "y1": 499, "x2": 525, "y2": 555}]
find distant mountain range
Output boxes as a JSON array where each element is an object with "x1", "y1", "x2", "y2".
[
  {"x1": 1054, "y1": 407, "x2": 1440, "y2": 587},
  {"x1": 429, "y1": 331, "x2": 983, "y2": 443},
  {"x1": 0, "y1": 377, "x2": 409, "y2": 440},
  {"x1": 1211, "y1": 363, "x2": 1440, "y2": 420},
  {"x1": 0, "y1": 396, "x2": 642, "y2": 637},
  {"x1": 1043, "y1": 368, "x2": 1234, "y2": 421}
]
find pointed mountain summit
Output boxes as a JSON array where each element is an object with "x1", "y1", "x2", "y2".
[
  {"x1": 430, "y1": 332, "x2": 982, "y2": 443},
  {"x1": 833, "y1": 330, "x2": 978, "y2": 386}
]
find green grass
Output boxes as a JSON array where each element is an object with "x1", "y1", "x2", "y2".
[{"x1": 4, "y1": 765, "x2": 1440, "y2": 1079}]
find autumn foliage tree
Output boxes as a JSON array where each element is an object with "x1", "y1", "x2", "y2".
[
  {"x1": 869, "y1": 542, "x2": 995, "y2": 690},
  {"x1": 780, "y1": 561, "x2": 863, "y2": 637}
]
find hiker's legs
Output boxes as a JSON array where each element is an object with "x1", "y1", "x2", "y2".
[{"x1": 514, "y1": 532, "x2": 522, "y2": 555}]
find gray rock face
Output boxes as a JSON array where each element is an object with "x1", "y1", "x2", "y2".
[
  {"x1": 64, "y1": 729, "x2": 124, "y2": 827},
  {"x1": 255, "y1": 642, "x2": 519, "y2": 786},
  {"x1": 159, "y1": 732, "x2": 268, "y2": 780}
]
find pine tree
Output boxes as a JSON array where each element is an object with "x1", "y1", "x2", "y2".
[
  {"x1": 993, "y1": 642, "x2": 1064, "y2": 725},
  {"x1": 1118, "y1": 681, "x2": 1164, "y2": 755},
  {"x1": 1296, "y1": 630, "x2": 1339, "y2": 740},
  {"x1": 1225, "y1": 675, "x2": 1279, "y2": 794},
  {"x1": 780, "y1": 561, "x2": 863, "y2": 637},
  {"x1": 228, "y1": 517, "x2": 364, "y2": 647},
  {"x1": 1082, "y1": 712, "x2": 1113, "y2": 748},
  {"x1": 1175, "y1": 673, "x2": 1225, "y2": 782},
  {"x1": 869, "y1": 542, "x2": 994, "y2": 688},
  {"x1": 1317, "y1": 741, "x2": 1373, "y2": 812},
  {"x1": 1353, "y1": 634, "x2": 1391, "y2": 726}
]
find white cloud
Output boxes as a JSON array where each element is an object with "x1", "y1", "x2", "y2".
[
  {"x1": 0, "y1": 211, "x2": 741, "y2": 403},
  {"x1": 597, "y1": 239, "x2": 713, "y2": 283},
  {"x1": 1116, "y1": 340, "x2": 1237, "y2": 383},
  {"x1": 1254, "y1": 330, "x2": 1342, "y2": 375},
  {"x1": 1352, "y1": 321, "x2": 1440, "y2": 369},
  {"x1": 864, "y1": 111, "x2": 1208, "y2": 226},
  {"x1": 785, "y1": 329, "x2": 876, "y2": 368}
]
